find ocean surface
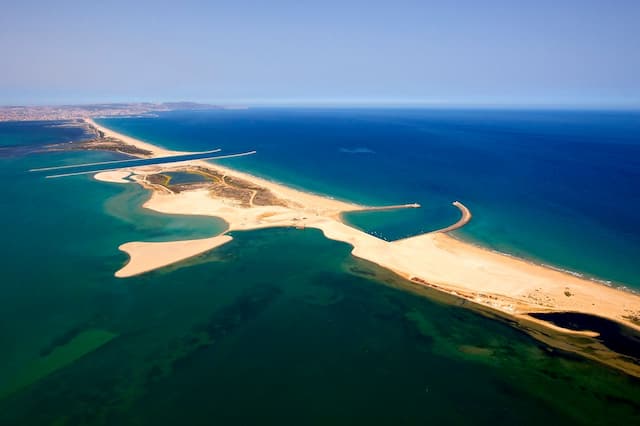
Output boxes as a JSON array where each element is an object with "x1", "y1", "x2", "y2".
[
  {"x1": 0, "y1": 115, "x2": 639, "y2": 424},
  {"x1": 98, "y1": 108, "x2": 640, "y2": 289}
]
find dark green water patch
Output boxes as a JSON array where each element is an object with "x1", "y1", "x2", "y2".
[
  {"x1": 39, "y1": 325, "x2": 92, "y2": 358},
  {"x1": 2, "y1": 329, "x2": 118, "y2": 399},
  {"x1": 529, "y1": 312, "x2": 640, "y2": 361},
  {"x1": 1, "y1": 227, "x2": 640, "y2": 424}
]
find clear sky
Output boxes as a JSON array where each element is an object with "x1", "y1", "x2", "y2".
[{"x1": 1, "y1": 0, "x2": 639, "y2": 106}]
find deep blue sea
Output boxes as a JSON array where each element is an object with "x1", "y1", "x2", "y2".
[{"x1": 99, "y1": 108, "x2": 640, "y2": 289}]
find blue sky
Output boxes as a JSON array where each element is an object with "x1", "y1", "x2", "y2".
[{"x1": 1, "y1": 0, "x2": 638, "y2": 106}]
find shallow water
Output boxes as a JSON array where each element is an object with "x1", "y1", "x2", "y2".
[
  {"x1": 163, "y1": 171, "x2": 210, "y2": 185},
  {"x1": 1, "y1": 120, "x2": 639, "y2": 425},
  {"x1": 529, "y1": 312, "x2": 640, "y2": 359}
]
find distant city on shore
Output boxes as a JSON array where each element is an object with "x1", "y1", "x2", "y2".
[{"x1": 0, "y1": 102, "x2": 237, "y2": 122}]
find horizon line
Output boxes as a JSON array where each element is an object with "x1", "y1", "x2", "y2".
[
  {"x1": 0, "y1": 100, "x2": 640, "y2": 111},
  {"x1": 2, "y1": 99, "x2": 640, "y2": 110}
]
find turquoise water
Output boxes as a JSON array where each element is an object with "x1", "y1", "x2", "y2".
[
  {"x1": 1, "y1": 120, "x2": 639, "y2": 424},
  {"x1": 98, "y1": 109, "x2": 640, "y2": 289}
]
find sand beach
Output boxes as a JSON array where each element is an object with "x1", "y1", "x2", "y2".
[{"x1": 81, "y1": 118, "x2": 640, "y2": 375}]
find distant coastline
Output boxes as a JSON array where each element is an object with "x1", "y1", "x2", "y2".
[{"x1": 0, "y1": 102, "x2": 240, "y2": 122}]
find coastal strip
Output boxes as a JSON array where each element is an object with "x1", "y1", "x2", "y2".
[
  {"x1": 82, "y1": 119, "x2": 640, "y2": 377},
  {"x1": 86, "y1": 118, "x2": 183, "y2": 158}
]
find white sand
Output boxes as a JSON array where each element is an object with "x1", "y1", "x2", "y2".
[
  {"x1": 94, "y1": 171, "x2": 131, "y2": 183},
  {"x1": 116, "y1": 235, "x2": 233, "y2": 277}
]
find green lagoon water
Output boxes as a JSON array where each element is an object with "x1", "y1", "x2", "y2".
[{"x1": 1, "y1": 120, "x2": 639, "y2": 424}]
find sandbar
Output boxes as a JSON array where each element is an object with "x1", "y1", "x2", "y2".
[
  {"x1": 116, "y1": 235, "x2": 233, "y2": 277},
  {"x1": 94, "y1": 171, "x2": 131, "y2": 183},
  {"x1": 125, "y1": 160, "x2": 640, "y2": 334},
  {"x1": 80, "y1": 120, "x2": 640, "y2": 376},
  {"x1": 86, "y1": 118, "x2": 185, "y2": 158}
]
